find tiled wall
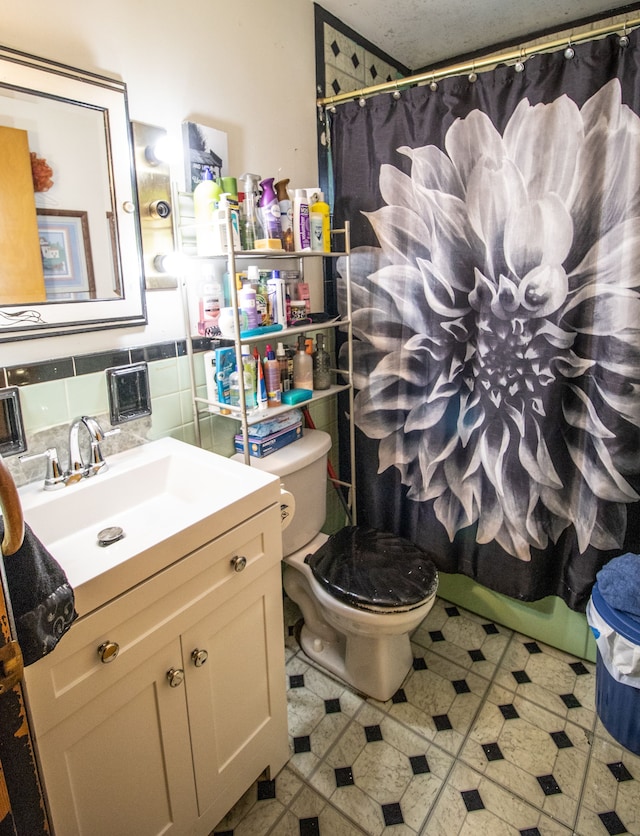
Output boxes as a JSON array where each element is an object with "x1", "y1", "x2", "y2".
[
  {"x1": 4, "y1": 334, "x2": 347, "y2": 535},
  {"x1": 315, "y1": 6, "x2": 408, "y2": 101}
]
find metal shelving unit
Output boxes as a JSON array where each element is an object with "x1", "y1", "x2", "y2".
[{"x1": 174, "y1": 189, "x2": 356, "y2": 523}]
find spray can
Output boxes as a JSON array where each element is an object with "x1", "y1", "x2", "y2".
[
  {"x1": 293, "y1": 189, "x2": 311, "y2": 251},
  {"x1": 258, "y1": 177, "x2": 283, "y2": 245},
  {"x1": 275, "y1": 178, "x2": 295, "y2": 252}
]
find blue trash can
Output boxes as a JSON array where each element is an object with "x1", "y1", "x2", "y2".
[{"x1": 587, "y1": 583, "x2": 640, "y2": 755}]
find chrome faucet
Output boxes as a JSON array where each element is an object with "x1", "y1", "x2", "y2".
[
  {"x1": 20, "y1": 416, "x2": 120, "y2": 490},
  {"x1": 68, "y1": 415, "x2": 119, "y2": 479}
]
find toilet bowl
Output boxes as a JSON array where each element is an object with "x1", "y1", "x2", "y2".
[{"x1": 234, "y1": 429, "x2": 439, "y2": 701}]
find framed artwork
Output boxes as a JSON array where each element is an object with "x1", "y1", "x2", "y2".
[{"x1": 37, "y1": 209, "x2": 96, "y2": 298}]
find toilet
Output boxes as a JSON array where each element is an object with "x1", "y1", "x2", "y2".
[{"x1": 236, "y1": 429, "x2": 439, "y2": 701}]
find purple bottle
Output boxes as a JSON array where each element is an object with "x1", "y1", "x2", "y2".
[{"x1": 258, "y1": 177, "x2": 283, "y2": 244}]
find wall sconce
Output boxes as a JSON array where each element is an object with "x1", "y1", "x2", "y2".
[{"x1": 132, "y1": 121, "x2": 178, "y2": 290}]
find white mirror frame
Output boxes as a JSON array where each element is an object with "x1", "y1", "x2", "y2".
[{"x1": 0, "y1": 46, "x2": 146, "y2": 342}]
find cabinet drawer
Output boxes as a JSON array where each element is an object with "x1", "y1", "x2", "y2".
[{"x1": 24, "y1": 504, "x2": 281, "y2": 736}]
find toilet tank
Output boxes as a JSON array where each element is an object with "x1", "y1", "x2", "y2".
[{"x1": 233, "y1": 429, "x2": 332, "y2": 555}]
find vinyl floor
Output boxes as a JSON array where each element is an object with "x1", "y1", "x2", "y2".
[{"x1": 212, "y1": 596, "x2": 639, "y2": 836}]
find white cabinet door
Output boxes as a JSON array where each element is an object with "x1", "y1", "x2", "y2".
[
  {"x1": 35, "y1": 637, "x2": 197, "y2": 836},
  {"x1": 182, "y1": 563, "x2": 289, "y2": 826}
]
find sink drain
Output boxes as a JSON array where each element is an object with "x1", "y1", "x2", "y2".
[{"x1": 97, "y1": 526, "x2": 124, "y2": 547}]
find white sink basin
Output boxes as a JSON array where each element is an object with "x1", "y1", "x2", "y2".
[{"x1": 17, "y1": 437, "x2": 279, "y2": 615}]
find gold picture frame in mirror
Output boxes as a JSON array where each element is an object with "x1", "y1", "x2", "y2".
[{"x1": 0, "y1": 45, "x2": 146, "y2": 341}]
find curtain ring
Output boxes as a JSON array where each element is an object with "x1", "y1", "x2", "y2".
[
  {"x1": 358, "y1": 95, "x2": 367, "y2": 107},
  {"x1": 620, "y1": 23, "x2": 630, "y2": 48},
  {"x1": 564, "y1": 39, "x2": 575, "y2": 60},
  {"x1": 468, "y1": 62, "x2": 477, "y2": 83},
  {"x1": 429, "y1": 75, "x2": 438, "y2": 92},
  {"x1": 515, "y1": 47, "x2": 526, "y2": 73},
  {"x1": 392, "y1": 81, "x2": 401, "y2": 100}
]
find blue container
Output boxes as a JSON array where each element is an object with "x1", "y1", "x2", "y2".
[{"x1": 591, "y1": 583, "x2": 640, "y2": 754}]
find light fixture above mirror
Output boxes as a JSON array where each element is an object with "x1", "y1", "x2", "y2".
[
  {"x1": 132, "y1": 121, "x2": 178, "y2": 290},
  {"x1": 0, "y1": 45, "x2": 146, "y2": 342}
]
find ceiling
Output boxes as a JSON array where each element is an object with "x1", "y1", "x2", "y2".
[{"x1": 316, "y1": 0, "x2": 638, "y2": 71}]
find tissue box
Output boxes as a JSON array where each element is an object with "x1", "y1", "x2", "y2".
[{"x1": 234, "y1": 422, "x2": 302, "y2": 457}]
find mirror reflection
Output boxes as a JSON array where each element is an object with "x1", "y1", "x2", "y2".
[{"x1": 0, "y1": 46, "x2": 146, "y2": 341}]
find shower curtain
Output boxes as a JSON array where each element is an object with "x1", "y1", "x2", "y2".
[{"x1": 330, "y1": 28, "x2": 640, "y2": 611}]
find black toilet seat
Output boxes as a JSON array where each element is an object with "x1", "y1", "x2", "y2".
[{"x1": 304, "y1": 526, "x2": 439, "y2": 613}]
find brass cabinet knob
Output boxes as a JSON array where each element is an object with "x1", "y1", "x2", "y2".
[
  {"x1": 166, "y1": 668, "x2": 185, "y2": 688},
  {"x1": 231, "y1": 555, "x2": 247, "y2": 573},
  {"x1": 191, "y1": 648, "x2": 208, "y2": 667},
  {"x1": 97, "y1": 641, "x2": 120, "y2": 664}
]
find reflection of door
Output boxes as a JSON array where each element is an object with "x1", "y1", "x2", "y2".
[
  {"x1": 0, "y1": 565, "x2": 50, "y2": 835},
  {"x1": 0, "y1": 126, "x2": 47, "y2": 305}
]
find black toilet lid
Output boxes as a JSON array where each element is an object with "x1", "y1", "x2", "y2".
[{"x1": 304, "y1": 526, "x2": 439, "y2": 611}]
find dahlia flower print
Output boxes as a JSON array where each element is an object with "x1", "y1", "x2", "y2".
[{"x1": 340, "y1": 79, "x2": 640, "y2": 562}]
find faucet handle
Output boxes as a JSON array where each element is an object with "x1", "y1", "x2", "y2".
[
  {"x1": 19, "y1": 447, "x2": 65, "y2": 491},
  {"x1": 88, "y1": 427, "x2": 121, "y2": 473}
]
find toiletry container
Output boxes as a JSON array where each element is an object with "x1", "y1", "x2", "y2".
[
  {"x1": 264, "y1": 345, "x2": 282, "y2": 407},
  {"x1": 234, "y1": 430, "x2": 439, "y2": 702},
  {"x1": 312, "y1": 334, "x2": 331, "y2": 390},
  {"x1": 194, "y1": 168, "x2": 223, "y2": 256},
  {"x1": 293, "y1": 334, "x2": 313, "y2": 389},
  {"x1": 258, "y1": 177, "x2": 283, "y2": 246},
  {"x1": 293, "y1": 189, "x2": 311, "y2": 251},
  {"x1": 240, "y1": 173, "x2": 264, "y2": 249},
  {"x1": 310, "y1": 191, "x2": 331, "y2": 252},
  {"x1": 275, "y1": 178, "x2": 295, "y2": 252}
]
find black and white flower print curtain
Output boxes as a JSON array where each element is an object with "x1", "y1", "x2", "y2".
[{"x1": 330, "y1": 29, "x2": 640, "y2": 611}]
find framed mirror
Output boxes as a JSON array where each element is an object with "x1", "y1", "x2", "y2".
[{"x1": 0, "y1": 45, "x2": 146, "y2": 341}]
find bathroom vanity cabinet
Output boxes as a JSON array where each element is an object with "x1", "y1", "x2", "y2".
[{"x1": 23, "y1": 486, "x2": 289, "y2": 835}]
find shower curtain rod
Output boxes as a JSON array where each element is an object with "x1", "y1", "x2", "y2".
[{"x1": 317, "y1": 15, "x2": 640, "y2": 108}]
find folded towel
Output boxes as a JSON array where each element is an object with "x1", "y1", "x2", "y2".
[
  {"x1": 596, "y1": 553, "x2": 640, "y2": 620},
  {"x1": 1, "y1": 520, "x2": 77, "y2": 666}
]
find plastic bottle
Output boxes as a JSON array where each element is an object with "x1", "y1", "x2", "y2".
[
  {"x1": 239, "y1": 284, "x2": 259, "y2": 330},
  {"x1": 256, "y1": 271, "x2": 270, "y2": 326},
  {"x1": 239, "y1": 173, "x2": 263, "y2": 250},
  {"x1": 254, "y1": 346, "x2": 268, "y2": 410},
  {"x1": 276, "y1": 342, "x2": 290, "y2": 392},
  {"x1": 242, "y1": 347, "x2": 258, "y2": 410},
  {"x1": 219, "y1": 193, "x2": 241, "y2": 251},
  {"x1": 194, "y1": 167, "x2": 223, "y2": 256},
  {"x1": 230, "y1": 347, "x2": 257, "y2": 409},
  {"x1": 275, "y1": 178, "x2": 295, "y2": 252},
  {"x1": 293, "y1": 333, "x2": 313, "y2": 390},
  {"x1": 293, "y1": 189, "x2": 311, "y2": 251},
  {"x1": 257, "y1": 177, "x2": 283, "y2": 245},
  {"x1": 310, "y1": 190, "x2": 331, "y2": 253},
  {"x1": 264, "y1": 345, "x2": 282, "y2": 407},
  {"x1": 313, "y1": 333, "x2": 331, "y2": 390}
]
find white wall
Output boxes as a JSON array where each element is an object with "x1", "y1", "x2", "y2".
[{"x1": 1, "y1": 0, "x2": 319, "y2": 365}]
